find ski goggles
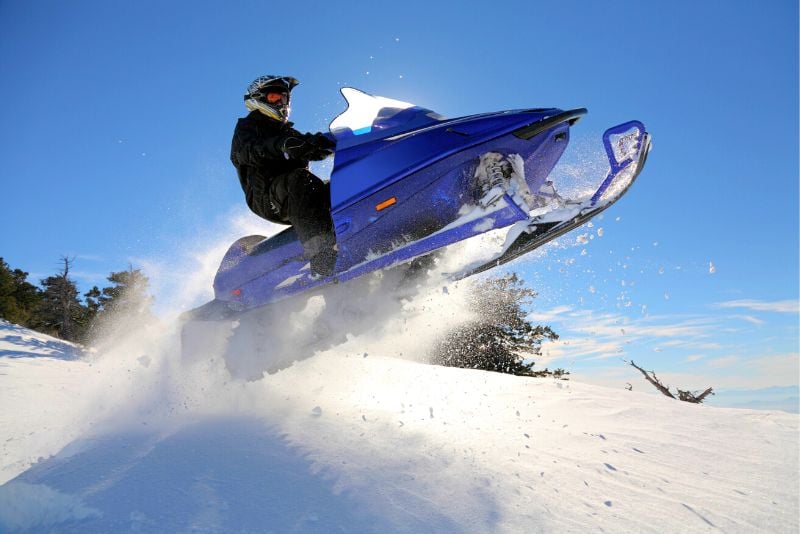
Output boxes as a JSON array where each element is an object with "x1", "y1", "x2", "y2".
[{"x1": 263, "y1": 90, "x2": 289, "y2": 105}]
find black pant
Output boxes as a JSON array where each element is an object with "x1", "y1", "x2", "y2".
[{"x1": 268, "y1": 169, "x2": 334, "y2": 256}]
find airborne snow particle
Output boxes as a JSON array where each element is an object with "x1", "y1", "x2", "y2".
[
  {"x1": 597, "y1": 228, "x2": 604, "y2": 237},
  {"x1": 658, "y1": 266, "x2": 665, "y2": 274},
  {"x1": 709, "y1": 262, "x2": 716, "y2": 274}
]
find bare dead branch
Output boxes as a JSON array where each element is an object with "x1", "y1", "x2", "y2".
[
  {"x1": 629, "y1": 360, "x2": 675, "y2": 399},
  {"x1": 696, "y1": 387, "x2": 715, "y2": 402},
  {"x1": 677, "y1": 387, "x2": 715, "y2": 403},
  {"x1": 627, "y1": 360, "x2": 714, "y2": 404}
]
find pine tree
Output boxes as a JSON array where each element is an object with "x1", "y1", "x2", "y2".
[
  {"x1": 0, "y1": 257, "x2": 42, "y2": 326},
  {"x1": 37, "y1": 257, "x2": 86, "y2": 341},
  {"x1": 430, "y1": 273, "x2": 564, "y2": 377},
  {"x1": 84, "y1": 266, "x2": 154, "y2": 341}
]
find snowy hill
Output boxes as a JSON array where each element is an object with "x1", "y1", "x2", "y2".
[
  {"x1": 0, "y1": 320, "x2": 83, "y2": 360},
  {"x1": 0, "y1": 319, "x2": 797, "y2": 532}
]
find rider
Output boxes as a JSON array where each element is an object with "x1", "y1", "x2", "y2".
[{"x1": 230, "y1": 75, "x2": 338, "y2": 276}]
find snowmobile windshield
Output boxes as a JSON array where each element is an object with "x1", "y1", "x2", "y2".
[{"x1": 329, "y1": 88, "x2": 445, "y2": 149}]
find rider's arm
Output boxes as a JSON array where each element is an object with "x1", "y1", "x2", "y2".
[{"x1": 230, "y1": 119, "x2": 289, "y2": 166}]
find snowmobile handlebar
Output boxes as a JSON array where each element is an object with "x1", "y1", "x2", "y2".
[{"x1": 512, "y1": 108, "x2": 587, "y2": 140}]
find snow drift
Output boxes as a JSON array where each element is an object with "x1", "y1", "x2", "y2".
[{"x1": 1, "y1": 312, "x2": 798, "y2": 532}]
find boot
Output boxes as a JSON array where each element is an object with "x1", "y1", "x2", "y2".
[{"x1": 305, "y1": 233, "x2": 338, "y2": 277}]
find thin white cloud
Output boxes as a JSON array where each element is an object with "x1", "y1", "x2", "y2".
[
  {"x1": 538, "y1": 310, "x2": 725, "y2": 365},
  {"x1": 707, "y1": 356, "x2": 740, "y2": 369},
  {"x1": 542, "y1": 337, "x2": 625, "y2": 361},
  {"x1": 527, "y1": 305, "x2": 572, "y2": 323},
  {"x1": 731, "y1": 315, "x2": 765, "y2": 326},
  {"x1": 715, "y1": 299, "x2": 799, "y2": 314},
  {"x1": 683, "y1": 342, "x2": 724, "y2": 351}
]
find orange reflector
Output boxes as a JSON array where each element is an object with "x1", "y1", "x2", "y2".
[
  {"x1": 231, "y1": 288, "x2": 242, "y2": 296},
  {"x1": 376, "y1": 197, "x2": 397, "y2": 211}
]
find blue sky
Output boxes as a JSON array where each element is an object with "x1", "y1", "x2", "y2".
[{"x1": 1, "y1": 1, "x2": 797, "y2": 399}]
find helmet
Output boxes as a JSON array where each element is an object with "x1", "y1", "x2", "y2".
[{"x1": 244, "y1": 75, "x2": 299, "y2": 122}]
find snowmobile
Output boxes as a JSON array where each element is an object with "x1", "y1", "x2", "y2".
[{"x1": 181, "y1": 88, "x2": 650, "y2": 374}]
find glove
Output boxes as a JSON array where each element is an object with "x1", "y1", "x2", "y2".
[
  {"x1": 302, "y1": 132, "x2": 336, "y2": 160},
  {"x1": 306, "y1": 132, "x2": 336, "y2": 151},
  {"x1": 280, "y1": 133, "x2": 335, "y2": 161}
]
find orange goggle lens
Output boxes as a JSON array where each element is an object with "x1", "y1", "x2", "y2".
[{"x1": 265, "y1": 91, "x2": 288, "y2": 104}]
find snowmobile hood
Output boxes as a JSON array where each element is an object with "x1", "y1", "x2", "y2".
[{"x1": 328, "y1": 88, "x2": 569, "y2": 211}]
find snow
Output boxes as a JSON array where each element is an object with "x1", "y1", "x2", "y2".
[
  {"x1": 0, "y1": 320, "x2": 83, "y2": 360},
  {"x1": 1, "y1": 319, "x2": 798, "y2": 532}
]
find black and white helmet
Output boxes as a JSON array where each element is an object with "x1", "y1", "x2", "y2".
[{"x1": 244, "y1": 75, "x2": 299, "y2": 122}]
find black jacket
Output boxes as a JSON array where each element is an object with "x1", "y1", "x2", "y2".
[{"x1": 230, "y1": 111, "x2": 308, "y2": 222}]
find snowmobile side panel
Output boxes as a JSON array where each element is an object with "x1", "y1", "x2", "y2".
[{"x1": 331, "y1": 121, "x2": 572, "y2": 272}]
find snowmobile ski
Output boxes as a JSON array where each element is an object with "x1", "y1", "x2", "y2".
[{"x1": 455, "y1": 121, "x2": 651, "y2": 279}]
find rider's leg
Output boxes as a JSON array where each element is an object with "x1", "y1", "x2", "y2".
[{"x1": 271, "y1": 169, "x2": 337, "y2": 276}]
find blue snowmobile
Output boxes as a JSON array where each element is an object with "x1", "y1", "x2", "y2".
[{"x1": 182, "y1": 88, "x2": 650, "y2": 373}]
